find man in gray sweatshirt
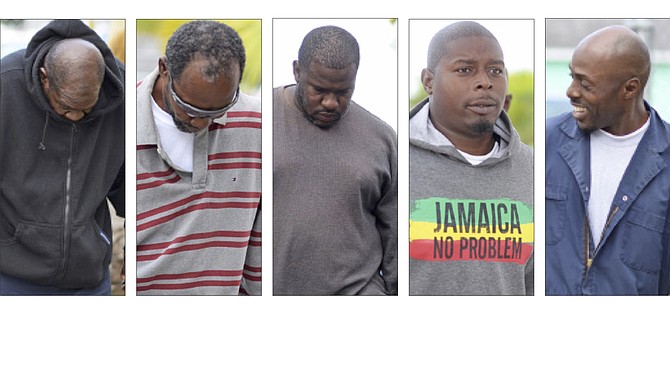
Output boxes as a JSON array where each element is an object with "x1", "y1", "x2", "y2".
[
  {"x1": 273, "y1": 25, "x2": 398, "y2": 295},
  {"x1": 409, "y1": 21, "x2": 534, "y2": 295}
]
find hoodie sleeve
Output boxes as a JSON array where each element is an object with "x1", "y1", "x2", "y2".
[
  {"x1": 525, "y1": 254, "x2": 534, "y2": 295},
  {"x1": 107, "y1": 162, "x2": 125, "y2": 218}
]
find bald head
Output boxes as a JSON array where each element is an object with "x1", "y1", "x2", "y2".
[
  {"x1": 44, "y1": 38, "x2": 106, "y2": 95},
  {"x1": 427, "y1": 21, "x2": 500, "y2": 71},
  {"x1": 575, "y1": 25, "x2": 651, "y2": 89},
  {"x1": 40, "y1": 39, "x2": 106, "y2": 121}
]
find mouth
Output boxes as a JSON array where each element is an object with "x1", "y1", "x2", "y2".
[
  {"x1": 571, "y1": 104, "x2": 588, "y2": 120},
  {"x1": 466, "y1": 100, "x2": 498, "y2": 115},
  {"x1": 314, "y1": 111, "x2": 340, "y2": 124}
]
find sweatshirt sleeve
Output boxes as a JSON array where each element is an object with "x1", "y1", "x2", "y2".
[
  {"x1": 240, "y1": 200, "x2": 262, "y2": 295},
  {"x1": 376, "y1": 141, "x2": 398, "y2": 295}
]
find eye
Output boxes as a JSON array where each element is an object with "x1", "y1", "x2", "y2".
[
  {"x1": 488, "y1": 68, "x2": 504, "y2": 75},
  {"x1": 456, "y1": 67, "x2": 472, "y2": 74}
]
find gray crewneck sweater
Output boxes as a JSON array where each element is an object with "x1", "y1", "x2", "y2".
[
  {"x1": 409, "y1": 99, "x2": 534, "y2": 295},
  {"x1": 273, "y1": 85, "x2": 398, "y2": 295}
]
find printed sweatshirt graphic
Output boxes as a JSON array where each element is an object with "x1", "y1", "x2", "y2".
[{"x1": 410, "y1": 197, "x2": 533, "y2": 264}]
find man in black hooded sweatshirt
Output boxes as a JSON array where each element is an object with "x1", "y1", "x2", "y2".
[{"x1": 0, "y1": 19, "x2": 125, "y2": 295}]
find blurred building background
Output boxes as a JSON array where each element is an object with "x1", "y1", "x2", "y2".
[
  {"x1": 546, "y1": 19, "x2": 670, "y2": 119},
  {"x1": 1, "y1": 19, "x2": 126, "y2": 295}
]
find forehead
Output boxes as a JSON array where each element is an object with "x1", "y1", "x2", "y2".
[
  {"x1": 52, "y1": 81, "x2": 100, "y2": 108},
  {"x1": 173, "y1": 58, "x2": 240, "y2": 107},
  {"x1": 176, "y1": 58, "x2": 240, "y2": 86},
  {"x1": 439, "y1": 36, "x2": 504, "y2": 65},
  {"x1": 303, "y1": 61, "x2": 357, "y2": 88}
]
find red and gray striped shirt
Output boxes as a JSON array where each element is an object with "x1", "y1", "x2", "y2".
[{"x1": 136, "y1": 69, "x2": 262, "y2": 295}]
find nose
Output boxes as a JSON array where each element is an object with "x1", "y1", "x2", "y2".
[
  {"x1": 474, "y1": 72, "x2": 493, "y2": 90},
  {"x1": 321, "y1": 93, "x2": 338, "y2": 110},
  {"x1": 64, "y1": 110, "x2": 85, "y2": 122},
  {"x1": 566, "y1": 79, "x2": 581, "y2": 99},
  {"x1": 189, "y1": 116, "x2": 214, "y2": 131}
]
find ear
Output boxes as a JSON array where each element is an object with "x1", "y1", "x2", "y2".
[
  {"x1": 421, "y1": 68, "x2": 434, "y2": 95},
  {"x1": 292, "y1": 60, "x2": 301, "y2": 83},
  {"x1": 39, "y1": 67, "x2": 49, "y2": 86},
  {"x1": 158, "y1": 57, "x2": 168, "y2": 78},
  {"x1": 622, "y1": 77, "x2": 641, "y2": 99}
]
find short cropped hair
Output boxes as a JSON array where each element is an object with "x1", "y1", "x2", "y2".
[
  {"x1": 427, "y1": 21, "x2": 498, "y2": 71},
  {"x1": 298, "y1": 25, "x2": 360, "y2": 70},
  {"x1": 166, "y1": 20, "x2": 246, "y2": 82}
]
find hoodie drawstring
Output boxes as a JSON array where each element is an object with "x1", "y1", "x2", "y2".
[{"x1": 38, "y1": 112, "x2": 48, "y2": 150}]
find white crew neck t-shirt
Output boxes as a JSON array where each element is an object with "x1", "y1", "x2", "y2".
[
  {"x1": 588, "y1": 117, "x2": 650, "y2": 245},
  {"x1": 426, "y1": 118, "x2": 505, "y2": 165}
]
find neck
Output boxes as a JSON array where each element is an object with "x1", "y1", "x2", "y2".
[
  {"x1": 429, "y1": 115, "x2": 496, "y2": 156},
  {"x1": 151, "y1": 75, "x2": 168, "y2": 113},
  {"x1": 604, "y1": 102, "x2": 649, "y2": 136}
]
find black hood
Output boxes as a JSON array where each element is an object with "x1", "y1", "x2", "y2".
[{"x1": 23, "y1": 19, "x2": 124, "y2": 122}]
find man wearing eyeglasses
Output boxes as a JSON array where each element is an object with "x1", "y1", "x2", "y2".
[
  {"x1": 136, "y1": 20, "x2": 262, "y2": 295},
  {"x1": 546, "y1": 24, "x2": 670, "y2": 295}
]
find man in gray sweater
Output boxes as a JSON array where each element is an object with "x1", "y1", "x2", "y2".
[
  {"x1": 409, "y1": 21, "x2": 534, "y2": 295},
  {"x1": 273, "y1": 25, "x2": 398, "y2": 295}
]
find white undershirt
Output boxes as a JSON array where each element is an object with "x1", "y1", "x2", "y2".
[
  {"x1": 588, "y1": 117, "x2": 650, "y2": 245},
  {"x1": 151, "y1": 97, "x2": 195, "y2": 172},
  {"x1": 426, "y1": 118, "x2": 505, "y2": 165}
]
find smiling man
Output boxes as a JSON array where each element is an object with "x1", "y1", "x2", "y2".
[
  {"x1": 0, "y1": 19, "x2": 125, "y2": 295},
  {"x1": 273, "y1": 25, "x2": 398, "y2": 295},
  {"x1": 546, "y1": 25, "x2": 670, "y2": 295},
  {"x1": 136, "y1": 20, "x2": 262, "y2": 295},
  {"x1": 409, "y1": 21, "x2": 534, "y2": 295}
]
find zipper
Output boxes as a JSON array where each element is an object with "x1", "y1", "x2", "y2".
[
  {"x1": 59, "y1": 123, "x2": 77, "y2": 282},
  {"x1": 584, "y1": 205, "x2": 619, "y2": 276}
]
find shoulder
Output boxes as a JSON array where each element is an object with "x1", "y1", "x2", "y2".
[
  {"x1": 546, "y1": 113, "x2": 573, "y2": 132},
  {"x1": 512, "y1": 141, "x2": 534, "y2": 169},
  {"x1": 0, "y1": 50, "x2": 25, "y2": 77},
  {"x1": 235, "y1": 92, "x2": 261, "y2": 113},
  {"x1": 348, "y1": 101, "x2": 396, "y2": 138},
  {"x1": 545, "y1": 112, "x2": 575, "y2": 143}
]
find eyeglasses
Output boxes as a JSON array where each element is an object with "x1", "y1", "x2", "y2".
[{"x1": 168, "y1": 74, "x2": 239, "y2": 119}]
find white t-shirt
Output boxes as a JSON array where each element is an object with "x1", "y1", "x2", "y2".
[
  {"x1": 426, "y1": 118, "x2": 505, "y2": 165},
  {"x1": 151, "y1": 97, "x2": 195, "y2": 172},
  {"x1": 589, "y1": 117, "x2": 650, "y2": 245}
]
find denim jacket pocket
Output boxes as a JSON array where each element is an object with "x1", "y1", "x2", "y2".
[
  {"x1": 620, "y1": 207, "x2": 665, "y2": 274},
  {"x1": 546, "y1": 185, "x2": 567, "y2": 245}
]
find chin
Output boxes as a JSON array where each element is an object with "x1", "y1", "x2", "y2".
[
  {"x1": 471, "y1": 120, "x2": 495, "y2": 134},
  {"x1": 310, "y1": 117, "x2": 338, "y2": 129},
  {"x1": 576, "y1": 121, "x2": 598, "y2": 133}
]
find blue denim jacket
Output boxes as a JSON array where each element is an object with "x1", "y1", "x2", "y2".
[{"x1": 546, "y1": 103, "x2": 670, "y2": 295}]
